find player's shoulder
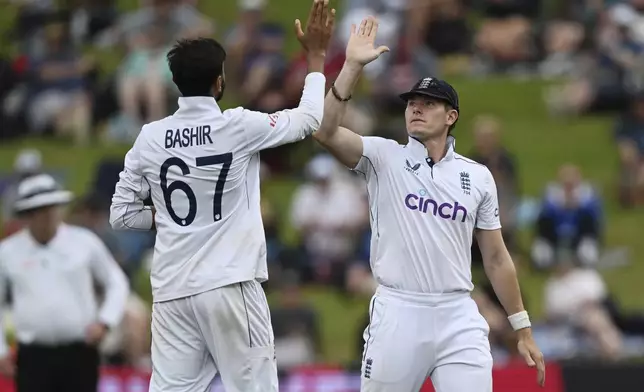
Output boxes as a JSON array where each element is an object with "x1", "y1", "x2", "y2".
[
  {"x1": 140, "y1": 115, "x2": 174, "y2": 133},
  {"x1": 452, "y1": 153, "x2": 493, "y2": 181},
  {"x1": 453, "y1": 153, "x2": 489, "y2": 171},
  {"x1": 365, "y1": 135, "x2": 403, "y2": 148},
  {"x1": 223, "y1": 106, "x2": 280, "y2": 129},
  {"x1": 0, "y1": 229, "x2": 29, "y2": 253},
  {"x1": 136, "y1": 116, "x2": 175, "y2": 145},
  {"x1": 363, "y1": 136, "x2": 405, "y2": 156}
]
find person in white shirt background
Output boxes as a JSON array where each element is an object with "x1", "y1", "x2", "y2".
[
  {"x1": 0, "y1": 173, "x2": 129, "y2": 392},
  {"x1": 290, "y1": 154, "x2": 367, "y2": 287},
  {"x1": 312, "y1": 16, "x2": 545, "y2": 392},
  {"x1": 109, "y1": 1, "x2": 334, "y2": 391}
]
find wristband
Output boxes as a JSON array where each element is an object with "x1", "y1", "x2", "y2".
[
  {"x1": 507, "y1": 311, "x2": 531, "y2": 331},
  {"x1": 331, "y1": 84, "x2": 352, "y2": 102}
]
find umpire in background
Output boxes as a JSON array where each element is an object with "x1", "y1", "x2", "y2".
[{"x1": 0, "y1": 174, "x2": 129, "y2": 392}]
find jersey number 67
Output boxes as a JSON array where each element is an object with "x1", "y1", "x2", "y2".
[{"x1": 159, "y1": 153, "x2": 233, "y2": 227}]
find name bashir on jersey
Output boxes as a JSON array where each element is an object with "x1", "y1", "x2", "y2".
[{"x1": 165, "y1": 125, "x2": 213, "y2": 149}]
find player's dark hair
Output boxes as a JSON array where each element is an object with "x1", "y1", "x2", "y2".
[{"x1": 167, "y1": 38, "x2": 227, "y2": 97}]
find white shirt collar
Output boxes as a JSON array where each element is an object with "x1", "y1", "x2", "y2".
[
  {"x1": 176, "y1": 97, "x2": 222, "y2": 115},
  {"x1": 406, "y1": 135, "x2": 456, "y2": 162}
]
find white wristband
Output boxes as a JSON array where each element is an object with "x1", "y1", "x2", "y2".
[{"x1": 508, "y1": 311, "x2": 531, "y2": 331}]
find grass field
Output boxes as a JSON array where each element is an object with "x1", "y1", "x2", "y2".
[{"x1": 1, "y1": 0, "x2": 644, "y2": 364}]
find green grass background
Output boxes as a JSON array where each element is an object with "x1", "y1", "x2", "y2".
[{"x1": 1, "y1": 0, "x2": 644, "y2": 364}]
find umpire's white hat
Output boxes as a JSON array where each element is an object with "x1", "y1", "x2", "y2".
[{"x1": 14, "y1": 173, "x2": 73, "y2": 213}]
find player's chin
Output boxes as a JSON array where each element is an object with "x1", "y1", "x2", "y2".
[{"x1": 407, "y1": 125, "x2": 432, "y2": 139}]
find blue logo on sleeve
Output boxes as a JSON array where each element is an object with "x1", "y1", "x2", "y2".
[{"x1": 405, "y1": 189, "x2": 468, "y2": 222}]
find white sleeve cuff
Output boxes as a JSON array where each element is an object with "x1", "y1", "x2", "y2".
[{"x1": 304, "y1": 72, "x2": 327, "y2": 86}]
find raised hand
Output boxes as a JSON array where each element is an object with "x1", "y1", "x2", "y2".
[
  {"x1": 346, "y1": 16, "x2": 390, "y2": 67},
  {"x1": 295, "y1": 0, "x2": 336, "y2": 57}
]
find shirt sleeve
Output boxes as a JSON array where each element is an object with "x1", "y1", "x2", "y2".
[
  {"x1": 242, "y1": 72, "x2": 326, "y2": 154},
  {"x1": 87, "y1": 233, "x2": 129, "y2": 328},
  {"x1": 353, "y1": 136, "x2": 396, "y2": 175},
  {"x1": 110, "y1": 130, "x2": 154, "y2": 231},
  {"x1": 475, "y1": 169, "x2": 502, "y2": 230}
]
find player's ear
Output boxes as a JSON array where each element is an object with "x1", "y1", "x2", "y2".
[
  {"x1": 216, "y1": 75, "x2": 223, "y2": 93},
  {"x1": 447, "y1": 109, "x2": 458, "y2": 127}
]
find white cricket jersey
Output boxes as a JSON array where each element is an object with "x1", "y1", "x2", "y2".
[
  {"x1": 110, "y1": 72, "x2": 326, "y2": 302},
  {"x1": 354, "y1": 135, "x2": 501, "y2": 293},
  {"x1": 0, "y1": 225, "x2": 129, "y2": 355}
]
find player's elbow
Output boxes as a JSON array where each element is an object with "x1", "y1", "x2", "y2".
[
  {"x1": 306, "y1": 109, "x2": 323, "y2": 132},
  {"x1": 109, "y1": 207, "x2": 127, "y2": 231},
  {"x1": 295, "y1": 103, "x2": 323, "y2": 132}
]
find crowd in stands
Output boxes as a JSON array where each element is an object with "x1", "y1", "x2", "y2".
[{"x1": 2, "y1": 0, "x2": 644, "y2": 372}]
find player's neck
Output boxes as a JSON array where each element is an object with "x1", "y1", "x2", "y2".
[{"x1": 423, "y1": 134, "x2": 449, "y2": 163}]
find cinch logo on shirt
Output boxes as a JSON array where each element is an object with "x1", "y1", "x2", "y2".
[{"x1": 404, "y1": 189, "x2": 467, "y2": 222}]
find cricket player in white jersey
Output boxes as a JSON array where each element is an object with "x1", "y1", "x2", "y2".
[
  {"x1": 109, "y1": 1, "x2": 336, "y2": 391},
  {"x1": 314, "y1": 17, "x2": 546, "y2": 392}
]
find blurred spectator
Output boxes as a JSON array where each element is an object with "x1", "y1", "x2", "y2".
[
  {"x1": 543, "y1": 255, "x2": 622, "y2": 360},
  {"x1": 271, "y1": 271, "x2": 321, "y2": 371},
  {"x1": 615, "y1": 92, "x2": 644, "y2": 207},
  {"x1": 114, "y1": 19, "x2": 174, "y2": 131},
  {"x1": 69, "y1": 0, "x2": 119, "y2": 46},
  {"x1": 10, "y1": 0, "x2": 66, "y2": 57},
  {"x1": 538, "y1": 19, "x2": 586, "y2": 79},
  {"x1": 229, "y1": 21, "x2": 289, "y2": 113},
  {"x1": 531, "y1": 164, "x2": 602, "y2": 269},
  {"x1": 26, "y1": 23, "x2": 93, "y2": 144},
  {"x1": 474, "y1": 0, "x2": 542, "y2": 74},
  {"x1": 96, "y1": 0, "x2": 213, "y2": 142},
  {"x1": 96, "y1": 0, "x2": 212, "y2": 49},
  {"x1": 1, "y1": 149, "x2": 43, "y2": 236},
  {"x1": 290, "y1": 155, "x2": 367, "y2": 288},
  {"x1": 225, "y1": 0, "x2": 269, "y2": 90},
  {"x1": 545, "y1": 2, "x2": 644, "y2": 115},
  {"x1": 469, "y1": 116, "x2": 520, "y2": 261},
  {"x1": 424, "y1": 0, "x2": 472, "y2": 58},
  {"x1": 0, "y1": 57, "x2": 26, "y2": 141}
]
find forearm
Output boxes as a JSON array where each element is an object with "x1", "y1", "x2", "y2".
[
  {"x1": 314, "y1": 61, "x2": 362, "y2": 142},
  {"x1": 307, "y1": 53, "x2": 326, "y2": 74},
  {"x1": 110, "y1": 201, "x2": 154, "y2": 230},
  {"x1": 483, "y1": 248, "x2": 525, "y2": 317}
]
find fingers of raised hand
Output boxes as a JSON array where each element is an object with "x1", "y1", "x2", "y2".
[
  {"x1": 319, "y1": 0, "x2": 329, "y2": 25},
  {"x1": 368, "y1": 17, "x2": 379, "y2": 38},
  {"x1": 326, "y1": 8, "x2": 336, "y2": 28},
  {"x1": 295, "y1": 19, "x2": 304, "y2": 39},
  {"x1": 358, "y1": 18, "x2": 367, "y2": 36},
  {"x1": 307, "y1": 0, "x2": 320, "y2": 25},
  {"x1": 365, "y1": 17, "x2": 375, "y2": 37}
]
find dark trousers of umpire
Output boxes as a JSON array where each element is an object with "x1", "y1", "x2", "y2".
[{"x1": 16, "y1": 342, "x2": 99, "y2": 392}]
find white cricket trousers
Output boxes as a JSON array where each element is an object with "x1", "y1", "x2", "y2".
[
  {"x1": 149, "y1": 280, "x2": 278, "y2": 392},
  {"x1": 361, "y1": 285, "x2": 492, "y2": 392}
]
